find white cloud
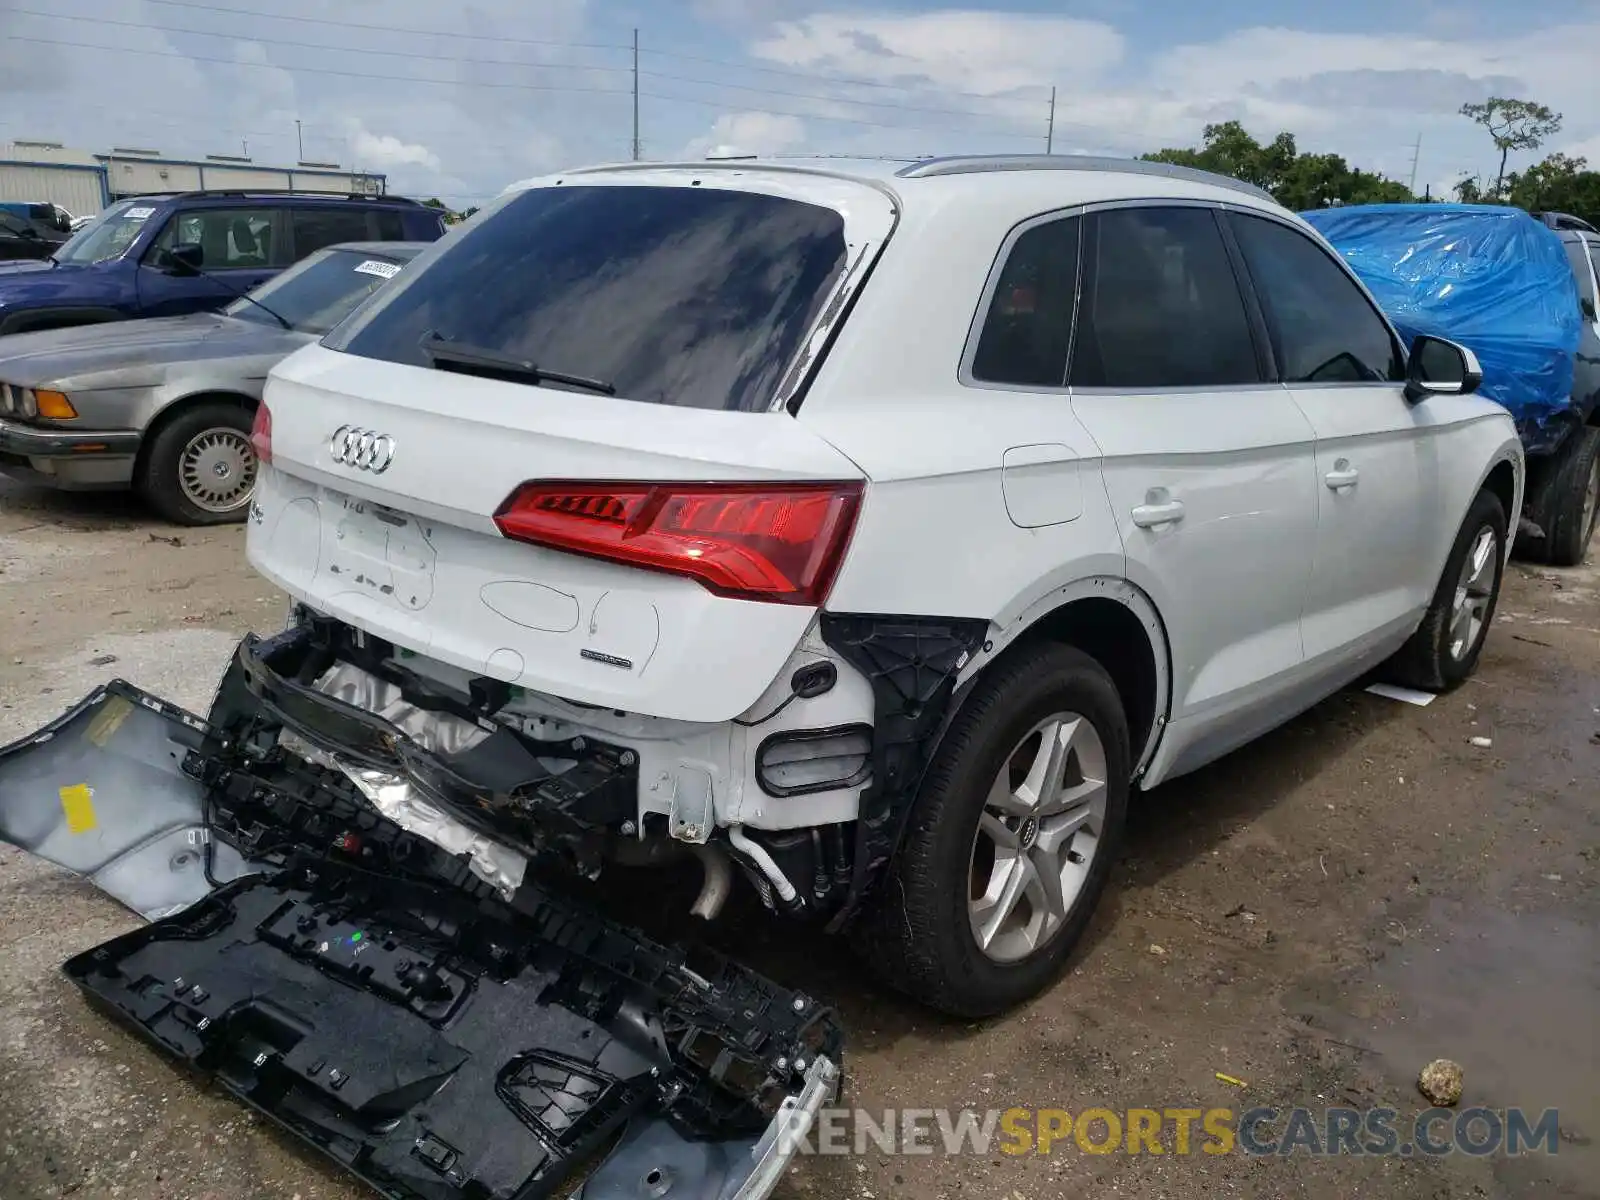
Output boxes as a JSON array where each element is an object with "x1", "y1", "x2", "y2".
[
  {"x1": 682, "y1": 112, "x2": 807, "y2": 159},
  {"x1": 346, "y1": 120, "x2": 441, "y2": 172},
  {"x1": 2, "y1": 1, "x2": 1596, "y2": 208}
]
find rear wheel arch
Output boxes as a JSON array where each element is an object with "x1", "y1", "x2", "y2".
[{"x1": 951, "y1": 579, "x2": 1171, "y2": 783}]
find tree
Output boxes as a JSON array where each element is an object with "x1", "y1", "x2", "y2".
[
  {"x1": 421, "y1": 197, "x2": 446, "y2": 209},
  {"x1": 1459, "y1": 97, "x2": 1563, "y2": 197},
  {"x1": 1505, "y1": 153, "x2": 1600, "y2": 225},
  {"x1": 1142, "y1": 121, "x2": 1413, "y2": 210}
]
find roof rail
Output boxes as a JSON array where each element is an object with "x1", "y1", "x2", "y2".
[
  {"x1": 896, "y1": 154, "x2": 1277, "y2": 203},
  {"x1": 1531, "y1": 210, "x2": 1598, "y2": 233},
  {"x1": 128, "y1": 188, "x2": 418, "y2": 204}
]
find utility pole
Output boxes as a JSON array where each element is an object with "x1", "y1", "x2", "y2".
[
  {"x1": 296, "y1": 119, "x2": 303, "y2": 161},
  {"x1": 1045, "y1": 86, "x2": 1056, "y2": 155},
  {"x1": 631, "y1": 29, "x2": 641, "y2": 162},
  {"x1": 1407, "y1": 133, "x2": 1422, "y2": 194}
]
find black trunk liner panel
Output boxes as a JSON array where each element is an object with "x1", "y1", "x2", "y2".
[{"x1": 65, "y1": 858, "x2": 838, "y2": 1200}]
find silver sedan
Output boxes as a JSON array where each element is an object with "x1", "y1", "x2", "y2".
[{"x1": 0, "y1": 241, "x2": 422, "y2": 524}]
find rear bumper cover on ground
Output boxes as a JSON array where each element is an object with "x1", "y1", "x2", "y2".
[{"x1": 0, "y1": 669, "x2": 845, "y2": 1200}]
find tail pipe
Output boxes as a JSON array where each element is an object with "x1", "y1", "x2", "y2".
[{"x1": 687, "y1": 842, "x2": 734, "y2": 921}]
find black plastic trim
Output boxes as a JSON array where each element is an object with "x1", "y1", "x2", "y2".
[{"x1": 817, "y1": 613, "x2": 989, "y2": 929}]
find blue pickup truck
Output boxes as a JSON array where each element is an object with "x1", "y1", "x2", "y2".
[{"x1": 0, "y1": 190, "x2": 446, "y2": 335}]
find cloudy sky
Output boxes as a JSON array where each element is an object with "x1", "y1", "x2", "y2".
[{"x1": 1, "y1": 0, "x2": 1596, "y2": 208}]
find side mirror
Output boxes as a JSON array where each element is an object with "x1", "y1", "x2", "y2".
[
  {"x1": 1404, "y1": 334, "x2": 1482, "y2": 403},
  {"x1": 165, "y1": 242, "x2": 205, "y2": 276}
]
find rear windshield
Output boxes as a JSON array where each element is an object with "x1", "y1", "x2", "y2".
[
  {"x1": 226, "y1": 248, "x2": 414, "y2": 334},
  {"x1": 327, "y1": 184, "x2": 849, "y2": 412}
]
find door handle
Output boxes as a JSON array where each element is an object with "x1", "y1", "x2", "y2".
[
  {"x1": 1325, "y1": 462, "x2": 1360, "y2": 491},
  {"x1": 1130, "y1": 499, "x2": 1186, "y2": 529}
]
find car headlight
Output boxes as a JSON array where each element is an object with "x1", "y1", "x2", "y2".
[
  {"x1": 0, "y1": 383, "x2": 12, "y2": 415},
  {"x1": 17, "y1": 388, "x2": 36, "y2": 418}
]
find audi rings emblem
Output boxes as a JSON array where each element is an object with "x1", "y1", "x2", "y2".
[{"x1": 329, "y1": 425, "x2": 397, "y2": 473}]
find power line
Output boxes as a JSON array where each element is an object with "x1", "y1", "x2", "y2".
[
  {"x1": 139, "y1": 0, "x2": 1050, "y2": 104},
  {"x1": 19, "y1": 8, "x2": 1038, "y2": 129},
  {"x1": 10, "y1": 8, "x2": 631, "y2": 77},
  {"x1": 141, "y1": 0, "x2": 629, "y2": 53},
  {"x1": 6, "y1": 34, "x2": 633, "y2": 95}
]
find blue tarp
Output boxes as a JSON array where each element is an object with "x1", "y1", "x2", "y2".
[{"x1": 1299, "y1": 203, "x2": 1582, "y2": 453}]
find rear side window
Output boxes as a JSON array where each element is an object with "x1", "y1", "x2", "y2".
[
  {"x1": 331, "y1": 185, "x2": 849, "y2": 412},
  {"x1": 1070, "y1": 207, "x2": 1260, "y2": 389},
  {"x1": 292, "y1": 208, "x2": 373, "y2": 258},
  {"x1": 970, "y1": 216, "x2": 1080, "y2": 388},
  {"x1": 373, "y1": 210, "x2": 405, "y2": 240},
  {"x1": 1230, "y1": 212, "x2": 1403, "y2": 383}
]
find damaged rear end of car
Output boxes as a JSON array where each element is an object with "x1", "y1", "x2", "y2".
[{"x1": 0, "y1": 161, "x2": 919, "y2": 1200}]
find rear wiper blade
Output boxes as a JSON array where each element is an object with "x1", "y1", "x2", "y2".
[{"x1": 418, "y1": 331, "x2": 616, "y2": 395}]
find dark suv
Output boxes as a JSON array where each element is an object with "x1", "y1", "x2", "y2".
[
  {"x1": 0, "y1": 203, "x2": 72, "y2": 263},
  {"x1": 1532, "y1": 211, "x2": 1600, "y2": 564},
  {"x1": 0, "y1": 190, "x2": 445, "y2": 335}
]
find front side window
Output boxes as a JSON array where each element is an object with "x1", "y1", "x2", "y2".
[
  {"x1": 970, "y1": 215, "x2": 1081, "y2": 388},
  {"x1": 1230, "y1": 212, "x2": 1403, "y2": 383},
  {"x1": 1070, "y1": 206, "x2": 1261, "y2": 389},
  {"x1": 292, "y1": 208, "x2": 373, "y2": 257},
  {"x1": 151, "y1": 207, "x2": 281, "y2": 269},
  {"x1": 330, "y1": 184, "x2": 850, "y2": 413}
]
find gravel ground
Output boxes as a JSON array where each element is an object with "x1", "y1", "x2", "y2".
[{"x1": 1, "y1": 480, "x2": 1596, "y2": 1200}]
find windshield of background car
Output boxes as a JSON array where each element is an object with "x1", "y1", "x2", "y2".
[
  {"x1": 226, "y1": 247, "x2": 414, "y2": 334},
  {"x1": 326, "y1": 184, "x2": 849, "y2": 412},
  {"x1": 51, "y1": 201, "x2": 158, "y2": 265}
]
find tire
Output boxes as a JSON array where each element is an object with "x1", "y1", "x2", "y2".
[
  {"x1": 1387, "y1": 488, "x2": 1508, "y2": 692},
  {"x1": 1543, "y1": 426, "x2": 1600, "y2": 568},
  {"x1": 136, "y1": 400, "x2": 259, "y2": 526},
  {"x1": 852, "y1": 642, "x2": 1131, "y2": 1018}
]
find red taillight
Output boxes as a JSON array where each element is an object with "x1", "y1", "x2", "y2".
[
  {"x1": 249, "y1": 403, "x2": 273, "y2": 464},
  {"x1": 493, "y1": 480, "x2": 864, "y2": 605}
]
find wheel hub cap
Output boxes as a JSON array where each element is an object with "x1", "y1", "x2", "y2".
[
  {"x1": 967, "y1": 712, "x2": 1109, "y2": 965},
  {"x1": 179, "y1": 426, "x2": 257, "y2": 514}
]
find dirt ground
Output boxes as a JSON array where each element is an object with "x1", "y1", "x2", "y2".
[{"x1": 0, "y1": 478, "x2": 1596, "y2": 1200}]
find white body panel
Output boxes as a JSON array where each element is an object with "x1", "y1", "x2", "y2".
[
  {"x1": 247, "y1": 156, "x2": 1524, "y2": 843},
  {"x1": 249, "y1": 347, "x2": 869, "y2": 724}
]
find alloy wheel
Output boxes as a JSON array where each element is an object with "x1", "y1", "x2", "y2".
[{"x1": 968, "y1": 712, "x2": 1108, "y2": 964}]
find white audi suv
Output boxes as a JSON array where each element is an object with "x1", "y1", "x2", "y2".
[{"x1": 234, "y1": 154, "x2": 1522, "y2": 1018}]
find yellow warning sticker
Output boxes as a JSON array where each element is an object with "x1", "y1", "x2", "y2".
[
  {"x1": 59, "y1": 784, "x2": 98, "y2": 834},
  {"x1": 84, "y1": 695, "x2": 134, "y2": 747}
]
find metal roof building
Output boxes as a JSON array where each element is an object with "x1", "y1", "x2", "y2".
[{"x1": 0, "y1": 141, "x2": 389, "y2": 218}]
